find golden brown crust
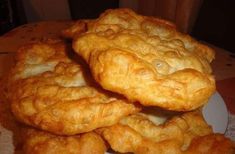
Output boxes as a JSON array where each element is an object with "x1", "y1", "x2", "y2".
[
  {"x1": 186, "y1": 134, "x2": 235, "y2": 154},
  {"x1": 61, "y1": 20, "x2": 90, "y2": 39},
  {"x1": 72, "y1": 8, "x2": 216, "y2": 111},
  {"x1": 97, "y1": 110, "x2": 221, "y2": 154},
  {"x1": 6, "y1": 41, "x2": 140, "y2": 135},
  {"x1": 99, "y1": 124, "x2": 183, "y2": 154},
  {"x1": 22, "y1": 128, "x2": 107, "y2": 154},
  {"x1": 1, "y1": 78, "x2": 108, "y2": 154}
]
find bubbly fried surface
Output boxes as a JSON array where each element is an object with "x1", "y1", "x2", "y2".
[
  {"x1": 6, "y1": 41, "x2": 139, "y2": 135},
  {"x1": 22, "y1": 128, "x2": 107, "y2": 154},
  {"x1": 73, "y1": 8, "x2": 216, "y2": 111},
  {"x1": 97, "y1": 110, "x2": 234, "y2": 153}
]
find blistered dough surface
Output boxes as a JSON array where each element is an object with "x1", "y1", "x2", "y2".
[{"x1": 73, "y1": 8, "x2": 216, "y2": 111}]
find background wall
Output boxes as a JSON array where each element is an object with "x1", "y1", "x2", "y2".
[
  {"x1": 22, "y1": 0, "x2": 71, "y2": 22},
  {"x1": 192, "y1": 0, "x2": 235, "y2": 53}
]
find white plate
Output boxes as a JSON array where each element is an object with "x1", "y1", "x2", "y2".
[
  {"x1": 202, "y1": 91, "x2": 228, "y2": 133},
  {"x1": 0, "y1": 91, "x2": 228, "y2": 154}
]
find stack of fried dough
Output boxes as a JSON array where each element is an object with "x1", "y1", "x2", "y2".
[{"x1": 4, "y1": 8, "x2": 235, "y2": 154}]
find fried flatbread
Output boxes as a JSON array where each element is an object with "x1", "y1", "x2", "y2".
[
  {"x1": 98, "y1": 110, "x2": 234, "y2": 154},
  {"x1": 73, "y1": 8, "x2": 215, "y2": 111},
  {"x1": 6, "y1": 41, "x2": 140, "y2": 135},
  {"x1": 22, "y1": 128, "x2": 107, "y2": 154}
]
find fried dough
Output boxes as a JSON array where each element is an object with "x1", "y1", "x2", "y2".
[
  {"x1": 97, "y1": 110, "x2": 234, "y2": 153},
  {"x1": 73, "y1": 8, "x2": 216, "y2": 111},
  {"x1": 22, "y1": 128, "x2": 107, "y2": 154},
  {"x1": 61, "y1": 20, "x2": 92, "y2": 39},
  {"x1": 6, "y1": 41, "x2": 140, "y2": 135},
  {"x1": 1, "y1": 77, "x2": 107, "y2": 154},
  {"x1": 186, "y1": 133, "x2": 235, "y2": 154}
]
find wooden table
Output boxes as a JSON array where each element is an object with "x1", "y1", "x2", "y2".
[{"x1": 0, "y1": 21, "x2": 235, "y2": 140}]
